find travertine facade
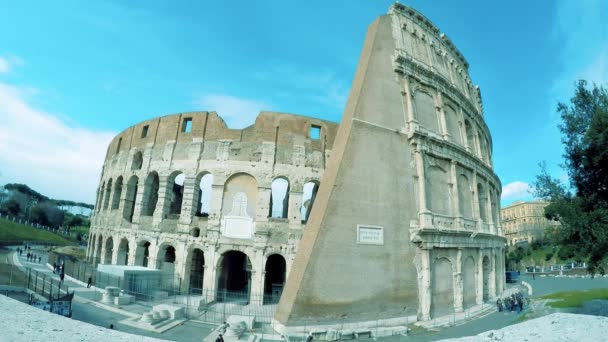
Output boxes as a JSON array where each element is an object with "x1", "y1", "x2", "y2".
[
  {"x1": 501, "y1": 201, "x2": 560, "y2": 246},
  {"x1": 88, "y1": 111, "x2": 338, "y2": 305},
  {"x1": 88, "y1": 3, "x2": 506, "y2": 331}
]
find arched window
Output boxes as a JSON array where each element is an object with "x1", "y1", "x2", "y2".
[
  {"x1": 168, "y1": 172, "x2": 185, "y2": 216},
  {"x1": 142, "y1": 172, "x2": 159, "y2": 216},
  {"x1": 464, "y1": 119, "x2": 474, "y2": 151},
  {"x1": 196, "y1": 173, "x2": 213, "y2": 217},
  {"x1": 301, "y1": 181, "x2": 319, "y2": 223},
  {"x1": 444, "y1": 105, "x2": 462, "y2": 145},
  {"x1": 414, "y1": 91, "x2": 440, "y2": 134},
  {"x1": 131, "y1": 151, "x2": 143, "y2": 170},
  {"x1": 425, "y1": 166, "x2": 450, "y2": 215},
  {"x1": 477, "y1": 183, "x2": 487, "y2": 224},
  {"x1": 111, "y1": 176, "x2": 123, "y2": 210},
  {"x1": 458, "y1": 174, "x2": 473, "y2": 220},
  {"x1": 269, "y1": 177, "x2": 289, "y2": 219}
]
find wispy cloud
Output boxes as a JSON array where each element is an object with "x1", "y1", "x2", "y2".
[
  {"x1": 501, "y1": 181, "x2": 533, "y2": 202},
  {"x1": 253, "y1": 62, "x2": 349, "y2": 112},
  {"x1": 0, "y1": 55, "x2": 24, "y2": 74},
  {"x1": 552, "y1": 1, "x2": 608, "y2": 97},
  {"x1": 194, "y1": 94, "x2": 271, "y2": 129},
  {"x1": 0, "y1": 82, "x2": 116, "y2": 203}
]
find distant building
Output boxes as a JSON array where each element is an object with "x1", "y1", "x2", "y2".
[{"x1": 501, "y1": 201, "x2": 560, "y2": 246}]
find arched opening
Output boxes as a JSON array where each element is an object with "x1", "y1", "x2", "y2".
[
  {"x1": 458, "y1": 174, "x2": 473, "y2": 221},
  {"x1": 263, "y1": 254, "x2": 286, "y2": 304},
  {"x1": 116, "y1": 238, "x2": 129, "y2": 265},
  {"x1": 103, "y1": 178, "x2": 113, "y2": 211},
  {"x1": 301, "y1": 181, "x2": 319, "y2": 224},
  {"x1": 135, "y1": 241, "x2": 151, "y2": 267},
  {"x1": 123, "y1": 176, "x2": 139, "y2": 222},
  {"x1": 462, "y1": 256, "x2": 476, "y2": 309},
  {"x1": 188, "y1": 249, "x2": 205, "y2": 295},
  {"x1": 195, "y1": 173, "x2": 213, "y2": 217},
  {"x1": 269, "y1": 178, "x2": 289, "y2": 219},
  {"x1": 131, "y1": 151, "x2": 143, "y2": 170},
  {"x1": 157, "y1": 245, "x2": 177, "y2": 292},
  {"x1": 426, "y1": 165, "x2": 451, "y2": 215},
  {"x1": 413, "y1": 91, "x2": 440, "y2": 134},
  {"x1": 142, "y1": 172, "x2": 159, "y2": 216},
  {"x1": 477, "y1": 183, "x2": 487, "y2": 224},
  {"x1": 103, "y1": 237, "x2": 114, "y2": 264},
  {"x1": 464, "y1": 119, "x2": 474, "y2": 151},
  {"x1": 482, "y1": 256, "x2": 490, "y2": 301},
  {"x1": 431, "y1": 257, "x2": 454, "y2": 318},
  {"x1": 477, "y1": 132, "x2": 487, "y2": 162},
  {"x1": 168, "y1": 172, "x2": 185, "y2": 217},
  {"x1": 112, "y1": 176, "x2": 123, "y2": 210},
  {"x1": 216, "y1": 251, "x2": 252, "y2": 303},
  {"x1": 444, "y1": 105, "x2": 462, "y2": 145},
  {"x1": 191, "y1": 228, "x2": 200, "y2": 238}
]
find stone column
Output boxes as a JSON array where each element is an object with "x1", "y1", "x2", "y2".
[
  {"x1": 256, "y1": 187, "x2": 272, "y2": 222},
  {"x1": 127, "y1": 237, "x2": 137, "y2": 266},
  {"x1": 472, "y1": 171, "x2": 482, "y2": 231},
  {"x1": 476, "y1": 249, "x2": 484, "y2": 305},
  {"x1": 153, "y1": 176, "x2": 170, "y2": 225},
  {"x1": 490, "y1": 249, "x2": 497, "y2": 299},
  {"x1": 131, "y1": 179, "x2": 146, "y2": 224},
  {"x1": 402, "y1": 76, "x2": 419, "y2": 134},
  {"x1": 436, "y1": 93, "x2": 449, "y2": 140},
  {"x1": 209, "y1": 184, "x2": 224, "y2": 222},
  {"x1": 100, "y1": 242, "x2": 108, "y2": 264},
  {"x1": 450, "y1": 161, "x2": 461, "y2": 228},
  {"x1": 179, "y1": 175, "x2": 197, "y2": 226},
  {"x1": 415, "y1": 146, "x2": 432, "y2": 228},
  {"x1": 111, "y1": 241, "x2": 119, "y2": 264},
  {"x1": 288, "y1": 190, "x2": 303, "y2": 225},
  {"x1": 486, "y1": 186, "x2": 495, "y2": 234},
  {"x1": 202, "y1": 246, "x2": 218, "y2": 303},
  {"x1": 454, "y1": 248, "x2": 464, "y2": 312},
  {"x1": 250, "y1": 248, "x2": 265, "y2": 305},
  {"x1": 417, "y1": 248, "x2": 432, "y2": 321}
]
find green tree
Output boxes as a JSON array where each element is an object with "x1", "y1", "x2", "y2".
[
  {"x1": 0, "y1": 199, "x2": 20, "y2": 216},
  {"x1": 534, "y1": 80, "x2": 608, "y2": 274}
]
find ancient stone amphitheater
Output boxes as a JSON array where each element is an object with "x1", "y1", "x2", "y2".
[{"x1": 88, "y1": 3, "x2": 505, "y2": 332}]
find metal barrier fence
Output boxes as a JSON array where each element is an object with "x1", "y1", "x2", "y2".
[{"x1": 0, "y1": 258, "x2": 70, "y2": 301}]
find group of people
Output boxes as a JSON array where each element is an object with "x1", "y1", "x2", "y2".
[
  {"x1": 20, "y1": 249, "x2": 42, "y2": 264},
  {"x1": 496, "y1": 291, "x2": 528, "y2": 313}
]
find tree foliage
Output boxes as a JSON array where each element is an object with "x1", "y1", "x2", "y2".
[{"x1": 534, "y1": 80, "x2": 608, "y2": 274}]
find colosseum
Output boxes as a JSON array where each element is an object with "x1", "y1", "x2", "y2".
[{"x1": 87, "y1": 3, "x2": 505, "y2": 333}]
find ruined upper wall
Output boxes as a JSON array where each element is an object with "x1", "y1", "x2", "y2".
[
  {"x1": 104, "y1": 111, "x2": 338, "y2": 163},
  {"x1": 390, "y1": 3, "x2": 484, "y2": 116}
]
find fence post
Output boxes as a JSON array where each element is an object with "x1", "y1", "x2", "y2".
[
  {"x1": 42, "y1": 275, "x2": 46, "y2": 296},
  {"x1": 35, "y1": 271, "x2": 39, "y2": 294}
]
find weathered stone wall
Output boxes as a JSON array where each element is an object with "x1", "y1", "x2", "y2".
[
  {"x1": 274, "y1": 3, "x2": 505, "y2": 330},
  {"x1": 88, "y1": 111, "x2": 338, "y2": 304}
]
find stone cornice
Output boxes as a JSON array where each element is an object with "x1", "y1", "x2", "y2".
[{"x1": 411, "y1": 227, "x2": 506, "y2": 249}]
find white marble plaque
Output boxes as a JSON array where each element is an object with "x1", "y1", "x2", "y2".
[{"x1": 357, "y1": 225, "x2": 384, "y2": 245}]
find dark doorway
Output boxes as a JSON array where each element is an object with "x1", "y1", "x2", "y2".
[
  {"x1": 189, "y1": 249, "x2": 205, "y2": 295},
  {"x1": 216, "y1": 251, "x2": 251, "y2": 303},
  {"x1": 263, "y1": 254, "x2": 286, "y2": 304}
]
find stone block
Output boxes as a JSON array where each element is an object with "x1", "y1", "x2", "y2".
[
  {"x1": 152, "y1": 304, "x2": 185, "y2": 320},
  {"x1": 114, "y1": 294, "x2": 134, "y2": 305}
]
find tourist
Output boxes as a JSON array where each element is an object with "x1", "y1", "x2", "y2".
[
  {"x1": 306, "y1": 333, "x2": 314, "y2": 342},
  {"x1": 53, "y1": 262, "x2": 57, "y2": 274},
  {"x1": 496, "y1": 298, "x2": 503, "y2": 312},
  {"x1": 87, "y1": 276, "x2": 92, "y2": 288},
  {"x1": 27, "y1": 252, "x2": 30, "y2": 261},
  {"x1": 109, "y1": 324, "x2": 114, "y2": 329},
  {"x1": 215, "y1": 334, "x2": 224, "y2": 342},
  {"x1": 38, "y1": 256, "x2": 41, "y2": 263}
]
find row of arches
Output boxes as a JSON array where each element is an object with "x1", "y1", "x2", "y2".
[
  {"x1": 425, "y1": 164, "x2": 500, "y2": 229},
  {"x1": 88, "y1": 234, "x2": 287, "y2": 304},
  {"x1": 95, "y1": 171, "x2": 320, "y2": 225},
  {"x1": 412, "y1": 90, "x2": 491, "y2": 165},
  {"x1": 430, "y1": 254, "x2": 495, "y2": 319}
]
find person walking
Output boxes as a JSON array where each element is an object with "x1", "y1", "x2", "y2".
[
  {"x1": 87, "y1": 276, "x2": 92, "y2": 288},
  {"x1": 53, "y1": 262, "x2": 57, "y2": 274},
  {"x1": 215, "y1": 334, "x2": 224, "y2": 342}
]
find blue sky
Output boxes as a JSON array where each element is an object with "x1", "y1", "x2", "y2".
[{"x1": 0, "y1": 0, "x2": 607, "y2": 205}]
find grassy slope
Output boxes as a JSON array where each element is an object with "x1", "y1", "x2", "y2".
[
  {"x1": 0, "y1": 218, "x2": 71, "y2": 245},
  {"x1": 540, "y1": 288, "x2": 608, "y2": 308}
]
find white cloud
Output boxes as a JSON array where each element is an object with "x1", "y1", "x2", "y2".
[
  {"x1": 194, "y1": 94, "x2": 271, "y2": 129},
  {"x1": 0, "y1": 57, "x2": 10, "y2": 73},
  {"x1": 552, "y1": 1, "x2": 608, "y2": 97},
  {"x1": 501, "y1": 181, "x2": 533, "y2": 201},
  {"x1": 0, "y1": 82, "x2": 116, "y2": 204}
]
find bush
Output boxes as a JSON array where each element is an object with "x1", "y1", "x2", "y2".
[{"x1": 545, "y1": 252, "x2": 554, "y2": 261}]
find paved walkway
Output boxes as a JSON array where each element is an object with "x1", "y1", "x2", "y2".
[{"x1": 9, "y1": 246, "x2": 215, "y2": 342}]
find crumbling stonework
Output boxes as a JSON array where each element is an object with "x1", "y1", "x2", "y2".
[
  {"x1": 88, "y1": 111, "x2": 337, "y2": 304},
  {"x1": 88, "y1": 3, "x2": 505, "y2": 333}
]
